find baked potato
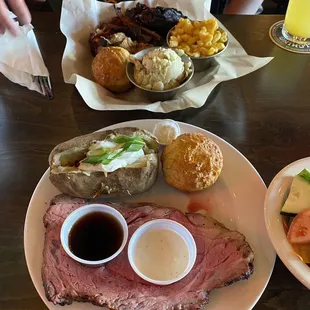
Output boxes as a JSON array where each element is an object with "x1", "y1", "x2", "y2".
[{"x1": 49, "y1": 127, "x2": 159, "y2": 199}]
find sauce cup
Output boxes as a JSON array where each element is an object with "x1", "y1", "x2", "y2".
[
  {"x1": 152, "y1": 119, "x2": 181, "y2": 146},
  {"x1": 60, "y1": 204, "x2": 128, "y2": 267},
  {"x1": 128, "y1": 219, "x2": 197, "y2": 285}
]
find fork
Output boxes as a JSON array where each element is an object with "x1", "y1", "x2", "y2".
[{"x1": 32, "y1": 75, "x2": 53, "y2": 99}]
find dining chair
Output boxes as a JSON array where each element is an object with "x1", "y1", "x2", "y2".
[
  {"x1": 210, "y1": 0, "x2": 228, "y2": 14},
  {"x1": 273, "y1": 0, "x2": 289, "y2": 13}
]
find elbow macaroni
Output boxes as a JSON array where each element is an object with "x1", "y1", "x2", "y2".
[{"x1": 168, "y1": 18, "x2": 228, "y2": 57}]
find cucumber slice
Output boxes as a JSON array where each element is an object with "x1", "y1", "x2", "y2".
[{"x1": 281, "y1": 169, "x2": 310, "y2": 216}]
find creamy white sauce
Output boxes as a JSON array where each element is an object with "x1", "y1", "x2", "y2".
[
  {"x1": 134, "y1": 229, "x2": 189, "y2": 281},
  {"x1": 79, "y1": 149, "x2": 145, "y2": 173},
  {"x1": 88, "y1": 140, "x2": 117, "y2": 153}
]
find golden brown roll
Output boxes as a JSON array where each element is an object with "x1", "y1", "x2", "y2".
[
  {"x1": 161, "y1": 133, "x2": 223, "y2": 192},
  {"x1": 92, "y1": 46, "x2": 132, "y2": 93}
]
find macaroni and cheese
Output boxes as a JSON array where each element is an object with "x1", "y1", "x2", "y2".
[{"x1": 168, "y1": 18, "x2": 228, "y2": 58}]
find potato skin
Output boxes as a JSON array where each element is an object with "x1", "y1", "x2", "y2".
[{"x1": 49, "y1": 127, "x2": 159, "y2": 199}]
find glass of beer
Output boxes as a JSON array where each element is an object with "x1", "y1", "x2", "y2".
[{"x1": 282, "y1": 0, "x2": 310, "y2": 44}]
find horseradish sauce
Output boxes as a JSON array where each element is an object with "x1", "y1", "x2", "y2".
[{"x1": 134, "y1": 229, "x2": 189, "y2": 281}]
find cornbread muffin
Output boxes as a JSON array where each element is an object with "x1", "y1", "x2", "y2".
[
  {"x1": 161, "y1": 133, "x2": 223, "y2": 192},
  {"x1": 92, "y1": 46, "x2": 132, "y2": 93}
]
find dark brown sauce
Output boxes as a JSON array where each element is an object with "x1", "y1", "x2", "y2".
[{"x1": 69, "y1": 212, "x2": 123, "y2": 261}]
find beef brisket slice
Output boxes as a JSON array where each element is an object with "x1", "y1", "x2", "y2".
[{"x1": 42, "y1": 194, "x2": 254, "y2": 310}]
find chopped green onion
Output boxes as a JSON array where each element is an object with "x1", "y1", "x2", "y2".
[
  {"x1": 298, "y1": 169, "x2": 310, "y2": 183},
  {"x1": 85, "y1": 149, "x2": 123, "y2": 165},
  {"x1": 113, "y1": 135, "x2": 144, "y2": 145},
  {"x1": 83, "y1": 135, "x2": 145, "y2": 165},
  {"x1": 126, "y1": 143, "x2": 145, "y2": 152}
]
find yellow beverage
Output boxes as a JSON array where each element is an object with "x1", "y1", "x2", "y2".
[{"x1": 284, "y1": 0, "x2": 310, "y2": 39}]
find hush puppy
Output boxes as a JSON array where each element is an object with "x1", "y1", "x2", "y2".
[{"x1": 161, "y1": 133, "x2": 223, "y2": 191}]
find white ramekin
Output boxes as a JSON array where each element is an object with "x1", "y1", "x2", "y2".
[
  {"x1": 60, "y1": 204, "x2": 128, "y2": 267},
  {"x1": 128, "y1": 219, "x2": 197, "y2": 285}
]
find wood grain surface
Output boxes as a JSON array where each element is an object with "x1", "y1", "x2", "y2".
[{"x1": 0, "y1": 4, "x2": 310, "y2": 310}]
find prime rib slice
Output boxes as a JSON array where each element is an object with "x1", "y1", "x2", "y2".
[{"x1": 42, "y1": 194, "x2": 254, "y2": 310}]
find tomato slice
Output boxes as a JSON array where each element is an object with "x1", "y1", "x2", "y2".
[{"x1": 287, "y1": 208, "x2": 310, "y2": 244}]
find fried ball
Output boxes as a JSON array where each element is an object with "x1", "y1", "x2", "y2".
[
  {"x1": 92, "y1": 46, "x2": 132, "y2": 93},
  {"x1": 161, "y1": 133, "x2": 223, "y2": 192}
]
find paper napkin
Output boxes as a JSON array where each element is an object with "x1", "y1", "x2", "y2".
[{"x1": 0, "y1": 15, "x2": 52, "y2": 99}]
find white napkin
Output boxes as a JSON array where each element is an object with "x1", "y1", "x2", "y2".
[{"x1": 0, "y1": 14, "x2": 52, "y2": 98}]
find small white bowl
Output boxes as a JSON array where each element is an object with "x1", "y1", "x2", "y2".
[
  {"x1": 60, "y1": 204, "x2": 128, "y2": 267},
  {"x1": 153, "y1": 119, "x2": 181, "y2": 146},
  {"x1": 264, "y1": 157, "x2": 310, "y2": 288},
  {"x1": 128, "y1": 219, "x2": 196, "y2": 285}
]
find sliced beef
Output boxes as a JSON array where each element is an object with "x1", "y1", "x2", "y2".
[{"x1": 42, "y1": 194, "x2": 254, "y2": 310}]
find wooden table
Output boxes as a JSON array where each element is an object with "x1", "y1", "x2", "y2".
[{"x1": 0, "y1": 7, "x2": 310, "y2": 310}]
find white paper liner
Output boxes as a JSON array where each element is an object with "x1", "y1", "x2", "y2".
[{"x1": 61, "y1": 0, "x2": 273, "y2": 113}]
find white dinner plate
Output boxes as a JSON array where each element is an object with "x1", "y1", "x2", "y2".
[
  {"x1": 24, "y1": 119, "x2": 275, "y2": 310},
  {"x1": 264, "y1": 157, "x2": 310, "y2": 289}
]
